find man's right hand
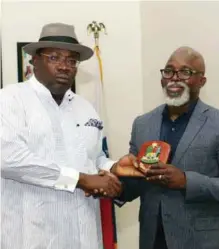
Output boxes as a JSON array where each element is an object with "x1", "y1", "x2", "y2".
[{"x1": 77, "y1": 172, "x2": 122, "y2": 198}]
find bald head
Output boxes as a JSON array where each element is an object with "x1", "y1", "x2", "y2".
[{"x1": 167, "y1": 46, "x2": 205, "y2": 74}]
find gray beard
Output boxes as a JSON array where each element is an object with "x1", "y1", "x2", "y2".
[{"x1": 163, "y1": 81, "x2": 190, "y2": 107}]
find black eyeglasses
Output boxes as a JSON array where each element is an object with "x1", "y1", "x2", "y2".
[
  {"x1": 40, "y1": 53, "x2": 80, "y2": 68},
  {"x1": 160, "y1": 68, "x2": 203, "y2": 80}
]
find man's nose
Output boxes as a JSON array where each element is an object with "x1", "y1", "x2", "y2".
[
  {"x1": 57, "y1": 61, "x2": 70, "y2": 71},
  {"x1": 172, "y1": 71, "x2": 180, "y2": 81}
]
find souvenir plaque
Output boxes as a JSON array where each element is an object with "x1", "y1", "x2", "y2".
[
  {"x1": 112, "y1": 141, "x2": 171, "y2": 178},
  {"x1": 137, "y1": 141, "x2": 171, "y2": 171}
]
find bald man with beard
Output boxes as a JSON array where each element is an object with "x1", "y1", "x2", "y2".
[{"x1": 115, "y1": 46, "x2": 219, "y2": 249}]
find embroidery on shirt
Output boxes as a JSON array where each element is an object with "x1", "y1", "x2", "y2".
[{"x1": 84, "y1": 118, "x2": 103, "y2": 130}]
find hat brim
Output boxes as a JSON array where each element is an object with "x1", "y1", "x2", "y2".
[{"x1": 23, "y1": 41, "x2": 94, "y2": 61}]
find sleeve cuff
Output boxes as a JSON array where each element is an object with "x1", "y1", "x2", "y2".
[
  {"x1": 55, "y1": 167, "x2": 79, "y2": 192},
  {"x1": 185, "y1": 171, "x2": 207, "y2": 201},
  {"x1": 99, "y1": 160, "x2": 116, "y2": 172}
]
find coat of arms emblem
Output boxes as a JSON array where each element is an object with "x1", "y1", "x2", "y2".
[
  {"x1": 138, "y1": 141, "x2": 171, "y2": 167},
  {"x1": 140, "y1": 142, "x2": 161, "y2": 164}
]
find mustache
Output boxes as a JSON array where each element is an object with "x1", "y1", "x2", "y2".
[
  {"x1": 56, "y1": 74, "x2": 70, "y2": 79},
  {"x1": 165, "y1": 81, "x2": 187, "y2": 89}
]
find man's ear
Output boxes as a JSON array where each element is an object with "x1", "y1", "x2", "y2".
[
  {"x1": 32, "y1": 55, "x2": 39, "y2": 69},
  {"x1": 161, "y1": 79, "x2": 165, "y2": 88},
  {"x1": 200, "y1": 76, "x2": 206, "y2": 88}
]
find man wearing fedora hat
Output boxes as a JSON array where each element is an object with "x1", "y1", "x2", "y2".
[{"x1": 0, "y1": 22, "x2": 142, "y2": 249}]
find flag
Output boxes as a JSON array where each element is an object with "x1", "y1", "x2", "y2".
[
  {"x1": 101, "y1": 138, "x2": 118, "y2": 249},
  {"x1": 93, "y1": 44, "x2": 118, "y2": 249}
]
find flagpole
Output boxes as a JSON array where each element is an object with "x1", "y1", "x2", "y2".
[{"x1": 87, "y1": 21, "x2": 117, "y2": 249}]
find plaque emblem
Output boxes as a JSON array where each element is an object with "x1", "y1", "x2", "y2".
[
  {"x1": 140, "y1": 142, "x2": 161, "y2": 164},
  {"x1": 138, "y1": 141, "x2": 171, "y2": 167}
]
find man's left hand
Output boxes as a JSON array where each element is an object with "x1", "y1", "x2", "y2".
[
  {"x1": 110, "y1": 154, "x2": 145, "y2": 177},
  {"x1": 145, "y1": 162, "x2": 186, "y2": 189}
]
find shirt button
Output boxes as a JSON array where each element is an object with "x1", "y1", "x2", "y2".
[{"x1": 172, "y1": 127, "x2": 175, "y2": 131}]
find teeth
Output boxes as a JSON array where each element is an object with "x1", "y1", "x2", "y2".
[
  {"x1": 167, "y1": 87, "x2": 183, "y2": 93},
  {"x1": 169, "y1": 86, "x2": 181, "y2": 88}
]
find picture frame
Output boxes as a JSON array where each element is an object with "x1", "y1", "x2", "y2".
[
  {"x1": 1, "y1": 58, "x2": 3, "y2": 88},
  {"x1": 17, "y1": 42, "x2": 33, "y2": 82}
]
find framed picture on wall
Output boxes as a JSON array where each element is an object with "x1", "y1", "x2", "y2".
[{"x1": 17, "y1": 42, "x2": 33, "y2": 82}]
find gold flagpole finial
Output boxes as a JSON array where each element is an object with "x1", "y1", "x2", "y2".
[
  {"x1": 87, "y1": 21, "x2": 107, "y2": 46},
  {"x1": 87, "y1": 21, "x2": 107, "y2": 84}
]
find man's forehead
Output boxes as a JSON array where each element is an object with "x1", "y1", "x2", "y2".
[
  {"x1": 42, "y1": 47, "x2": 79, "y2": 57},
  {"x1": 165, "y1": 56, "x2": 193, "y2": 69},
  {"x1": 165, "y1": 47, "x2": 205, "y2": 72}
]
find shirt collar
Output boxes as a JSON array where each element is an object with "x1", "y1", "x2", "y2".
[{"x1": 29, "y1": 74, "x2": 75, "y2": 102}]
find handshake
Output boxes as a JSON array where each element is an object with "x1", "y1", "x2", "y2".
[
  {"x1": 77, "y1": 141, "x2": 183, "y2": 197},
  {"x1": 77, "y1": 154, "x2": 147, "y2": 198}
]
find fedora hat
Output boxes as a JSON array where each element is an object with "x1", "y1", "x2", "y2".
[{"x1": 23, "y1": 23, "x2": 94, "y2": 61}]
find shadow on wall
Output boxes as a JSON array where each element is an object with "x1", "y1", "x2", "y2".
[{"x1": 73, "y1": 67, "x2": 96, "y2": 93}]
